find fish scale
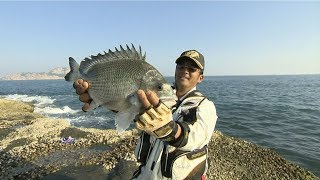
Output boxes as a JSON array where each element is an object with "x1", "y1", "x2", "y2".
[{"x1": 88, "y1": 60, "x2": 147, "y2": 99}]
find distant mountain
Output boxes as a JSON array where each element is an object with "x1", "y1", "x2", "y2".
[{"x1": 0, "y1": 67, "x2": 70, "y2": 80}]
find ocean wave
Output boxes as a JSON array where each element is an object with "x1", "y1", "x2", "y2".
[
  {"x1": 35, "y1": 106, "x2": 80, "y2": 115},
  {"x1": 65, "y1": 115, "x2": 116, "y2": 129},
  {"x1": 2, "y1": 94, "x2": 80, "y2": 115},
  {"x1": 2, "y1": 94, "x2": 55, "y2": 107}
]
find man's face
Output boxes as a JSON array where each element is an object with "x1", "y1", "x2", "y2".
[{"x1": 175, "y1": 59, "x2": 203, "y2": 91}]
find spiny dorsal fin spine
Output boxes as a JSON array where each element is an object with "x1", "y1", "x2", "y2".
[
  {"x1": 126, "y1": 44, "x2": 133, "y2": 57},
  {"x1": 79, "y1": 44, "x2": 146, "y2": 74},
  {"x1": 115, "y1": 47, "x2": 124, "y2": 59},
  {"x1": 108, "y1": 49, "x2": 114, "y2": 58},
  {"x1": 120, "y1": 45, "x2": 128, "y2": 58}
]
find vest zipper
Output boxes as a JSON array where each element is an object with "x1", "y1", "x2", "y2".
[{"x1": 164, "y1": 144, "x2": 169, "y2": 172}]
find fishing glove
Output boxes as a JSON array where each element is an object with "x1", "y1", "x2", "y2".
[{"x1": 135, "y1": 102, "x2": 178, "y2": 141}]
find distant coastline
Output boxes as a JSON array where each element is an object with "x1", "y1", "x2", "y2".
[
  {"x1": 0, "y1": 67, "x2": 69, "y2": 81},
  {"x1": 1, "y1": 68, "x2": 318, "y2": 81}
]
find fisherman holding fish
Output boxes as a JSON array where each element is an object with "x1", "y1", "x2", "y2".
[{"x1": 71, "y1": 47, "x2": 218, "y2": 179}]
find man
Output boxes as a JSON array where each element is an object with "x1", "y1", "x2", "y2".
[{"x1": 74, "y1": 50, "x2": 218, "y2": 179}]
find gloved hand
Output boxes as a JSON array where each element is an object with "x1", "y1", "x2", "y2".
[
  {"x1": 135, "y1": 90, "x2": 178, "y2": 141},
  {"x1": 73, "y1": 79, "x2": 92, "y2": 111}
]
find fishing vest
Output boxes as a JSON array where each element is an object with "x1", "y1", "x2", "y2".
[{"x1": 134, "y1": 90, "x2": 208, "y2": 179}]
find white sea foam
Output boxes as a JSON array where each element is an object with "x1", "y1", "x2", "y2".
[
  {"x1": 35, "y1": 106, "x2": 80, "y2": 115},
  {"x1": 2, "y1": 94, "x2": 79, "y2": 115},
  {"x1": 65, "y1": 115, "x2": 115, "y2": 129},
  {"x1": 66, "y1": 115, "x2": 112, "y2": 122},
  {"x1": 3, "y1": 94, "x2": 55, "y2": 107}
]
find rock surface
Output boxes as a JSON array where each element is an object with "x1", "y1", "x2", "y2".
[
  {"x1": 0, "y1": 67, "x2": 69, "y2": 80},
  {"x1": 0, "y1": 98, "x2": 318, "y2": 180}
]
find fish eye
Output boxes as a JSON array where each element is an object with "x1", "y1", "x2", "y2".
[{"x1": 157, "y1": 84, "x2": 163, "y2": 90}]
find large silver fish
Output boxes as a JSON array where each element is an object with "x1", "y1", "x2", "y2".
[{"x1": 65, "y1": 44, "x2": 176, "y2": 132}]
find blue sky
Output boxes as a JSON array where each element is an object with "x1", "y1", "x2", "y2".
[{"x1": 0, "y1": 1, "x2": 319, "y2": 77}]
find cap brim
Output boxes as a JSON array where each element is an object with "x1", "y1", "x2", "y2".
[{"x1": 175, "y1": 56, "x2": 204, "y2": 70}]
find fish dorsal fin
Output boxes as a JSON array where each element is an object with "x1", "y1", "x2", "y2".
[{"x1": 79, "y1": 44, "x2": 146, "y2": 74}]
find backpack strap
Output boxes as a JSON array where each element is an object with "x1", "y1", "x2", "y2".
[{"x1": 172, "y1": 90, "x2": 206, "y2": 113}]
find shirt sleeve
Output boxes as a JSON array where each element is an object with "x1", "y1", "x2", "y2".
[{"x1": 178, "y1": 99, "x2": 218, "y2": 151}]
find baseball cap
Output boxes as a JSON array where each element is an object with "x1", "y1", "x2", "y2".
[{"x1": 175, "y1": 50, "x2": 205, "y2": 70}]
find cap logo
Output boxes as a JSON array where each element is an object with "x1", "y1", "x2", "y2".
[{"x1": 184, "y1": 50, "x2": 200, "y2": 59}]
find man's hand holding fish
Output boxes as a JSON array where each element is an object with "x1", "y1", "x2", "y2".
[
  {"x1": 135, "y1": 90, "x2": 181, "y2": 141},
  {"x1": 73, "y1": 79, "x2": 92, "y2": 112}
]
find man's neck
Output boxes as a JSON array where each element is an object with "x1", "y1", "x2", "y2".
[
  {"x1": 176, "y1": 90, "x2": 188, "y2": 99},
  {"x1": 176, "y1": 87, "x2": 196, "y2": 99}
]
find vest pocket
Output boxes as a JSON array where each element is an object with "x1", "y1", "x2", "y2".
[{"x1": 161, "y1": 146, "x2": 207, "y2": 178}]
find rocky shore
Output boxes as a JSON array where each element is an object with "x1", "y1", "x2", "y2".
[{"x1": 0, "y1": 98, "x2": 318, "y2": 180}]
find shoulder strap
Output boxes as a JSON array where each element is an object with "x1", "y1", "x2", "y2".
[{"x1": 172, "y1": 90, "x2": 206, "y2": 113}]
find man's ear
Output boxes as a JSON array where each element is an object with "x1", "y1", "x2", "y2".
[{"x1": 198, "y1": 74, "x2": 204, "y2": 83}]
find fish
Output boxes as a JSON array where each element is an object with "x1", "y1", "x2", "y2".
[{"x1": 65, "y1": 44, "x2": 176, "y2": 132}]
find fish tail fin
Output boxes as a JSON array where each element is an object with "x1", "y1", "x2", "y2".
[{"x1": 65, "y1": 57, "x2": 80, "y2": 82}]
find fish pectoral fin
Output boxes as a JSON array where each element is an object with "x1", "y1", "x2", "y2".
[
  {"x1": 115, "y1": 106, "x2": 139, "y2": 133},
  {"x1": 128, "y1": 93, "x2": 140, "y2": 106}
]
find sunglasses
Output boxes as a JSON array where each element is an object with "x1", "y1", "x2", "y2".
[{"x1": 176, "y1": 64, "x2": 200, "y2": 73}]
